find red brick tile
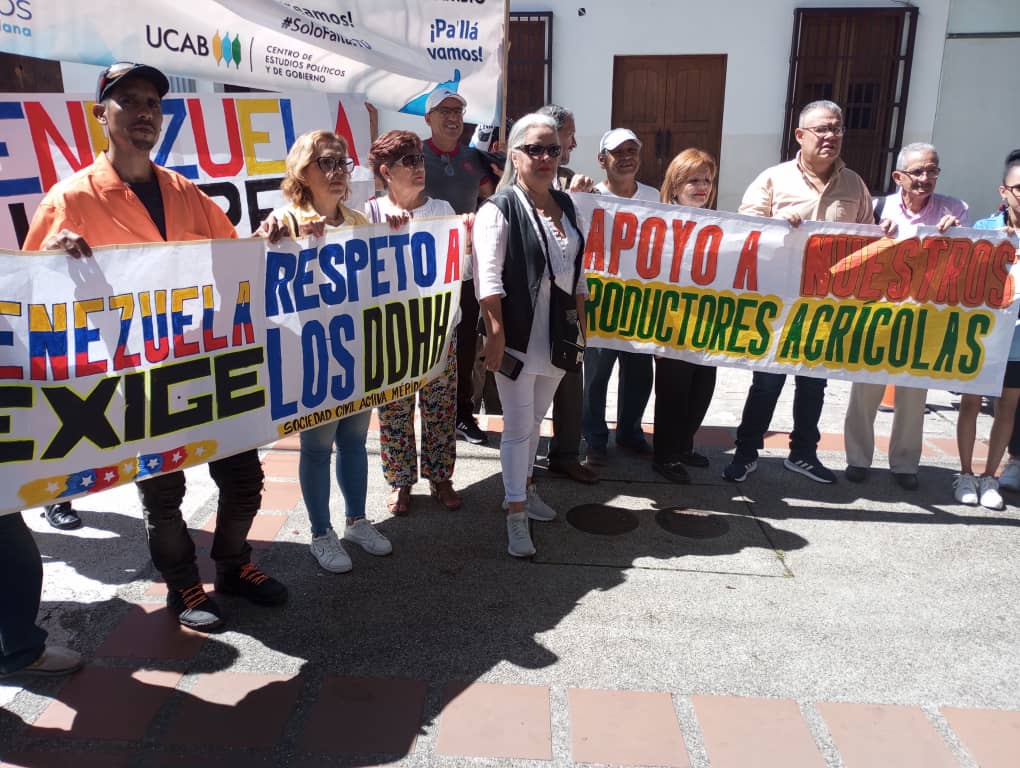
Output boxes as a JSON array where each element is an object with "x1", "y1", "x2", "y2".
[
  {"x1": 30, "y1": 667, "x2": 181, "y2": 740},
  {"x1": 697, "y1": 426, "x2": 734, "y2": 448},
  {"x1": 763, "y1": 431, "x2": 790, "y2": 449},
  {"x1": 300, "y1": 676, "x2": 425, "y2": 756},
  {"x1": 262, "y1": 452, "x2": 300, "y2": 478},
  {"x1": 874, "y1": 434, "x2": 890, "y2": 455},
  {"x1": 941, "y1": 706, "x2": 1020, "y2": 768},
  {"x1": 435, "y1": 682, "x2": 551, "y2": 760},
  {"x1": 483, "y1": 415, "x2": 503, "y2": 434},
  {"x1": 817, "y1": 431, "x2": 844, "y2": 452},
  {"x1": 816, "y1": 702, "x2": 956, "y2": 768},
  {"x1": 692, "y1": 695, "x2": 825, "y2": 768},
  {"x1": 202, "y1": 513, "x2": 285, "y2": 548},
  {"x1": 1, "y1": 752, "x2": 133, "y2": 768},
  {"x1": 928, "y1": 436, "x2": 976, "y2": 461},
  {"x1": 260, "y1": 481, "x2": 303, "y2": 512},
  {"x1": 568, "y1": 688, "x2": 688, "y2": 767},
  {"x1": 95, "y1": 603, "x2": 206, "y2": 659},
  {"x1": 161, "y1": 672, "x2": 300, "y2": 748}
]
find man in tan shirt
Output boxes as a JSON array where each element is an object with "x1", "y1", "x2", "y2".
[{"x1": 723, "y1": 100, "x2": 872, "y2": 485}]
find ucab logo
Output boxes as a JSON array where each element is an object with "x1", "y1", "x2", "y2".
[{"x1": 146, "y1": 24, "x2": 212, "y2": 57}]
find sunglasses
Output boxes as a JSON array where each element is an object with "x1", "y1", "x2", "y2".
[
  {"x1": 392, "y1": 153, "x2": 426, "y2": 169},
  {"x1": 314, "y1": 156, "x2": 355, "y2": 174},
  {"x1": 516, "y1": 143, "x2": 562, "y2": 159}
]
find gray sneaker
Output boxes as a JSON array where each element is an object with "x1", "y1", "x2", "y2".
[
  {"x1": 343, "y1": 518, "x2": 393, "y2": 556},
  {"x1": 506, "y1": 512, "x2": 536, "y2": 557},
  {"x1": 310, "y1": 529, "x2": 353, "y2": 573}
]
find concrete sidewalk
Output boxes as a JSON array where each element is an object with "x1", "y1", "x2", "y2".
[{"x1": 2, "y1": 368, "x2": 1018, "y2": 767}]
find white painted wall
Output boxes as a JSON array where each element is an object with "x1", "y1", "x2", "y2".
[
  {"x1": 931, "y1": 1, "x2": 1020, "y2": 219},
  {"x1": 377, "y1": 0, "x2": 951, "y2": 212}
]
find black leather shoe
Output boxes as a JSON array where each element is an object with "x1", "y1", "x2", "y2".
[
  {"x1": 844, "y1": 466, "x2": 869, "y2": 483},
  {"x1": 42, "y1": 502, "x2": 82, "y2": 530},
  {"x1": 547, "y1": 460, "x2": 600, "y2": 485},
  {"x1": 892, "y1": 472, "x2": 919, "y2": 491},
  {"x1": 677, "y1": 451, "x2": 710, "y2": 468},
  {"x1": 653, "y1": 461, "x2": 691, "y2": 484}
]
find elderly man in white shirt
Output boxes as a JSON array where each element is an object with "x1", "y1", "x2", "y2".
[{"x1": 844, "y1": 142, "x2": 967, "y2": 491}]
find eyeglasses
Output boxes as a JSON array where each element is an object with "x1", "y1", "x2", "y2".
[
  {"x1": 392, "y1": 153, "x2": 426, "y2": 169},
  {"x1": 314, "y1": 156, "x2": 355, "y2": 174},
  {"x1": 801, "y1": 124, "x2": 846, "y2": 137},
  {"x1": 431, "y1": 107, "x2": 465, "y2": 119},
  {"x1": 516, "y1": 143, "x2": 562, "y2": 159},
  {"x1": 900, "y1": 167, "x2": 941, "y2": 179},
  {"x1": 1005, "y1": 184, "x2": 1020, "y2": 196}
]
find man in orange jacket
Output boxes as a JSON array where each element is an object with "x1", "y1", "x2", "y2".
[{"x1": 23, "y1": 62, "x2": 287, "y2": 632}]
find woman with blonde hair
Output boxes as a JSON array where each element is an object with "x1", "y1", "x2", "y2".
[
  {"x1": 366, "y1": 130, "x2": 462, "y2": 515},
  {"x1": 256, "y1": 130, "x2": 393, "y2": 573},
  {"x1": 652, "y1": 148, "x2": 720, "y2": 484},
  {"x1": 474, "y1": 113, "x2": 588, "y2": 557}
]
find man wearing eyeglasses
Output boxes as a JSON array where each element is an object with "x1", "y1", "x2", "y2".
[
  {"x1": 724, "y1": 100, "x2": 873, "y2": 485},
  {"x1": 21, "y1": 62, "x2": 287, "y2": 633},
  {"x1": 583, "y1": 129, "x2": 660, "y2": 466},
  {"x1": 422, "y1": 87, "x2": 491, "y2": 446},
  {"x1": 844, "y1": 142, "x2": 968, "y2": 491}
]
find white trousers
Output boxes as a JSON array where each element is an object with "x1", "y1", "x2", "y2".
[
  {"x1": 495, "y1": 370, "x2": 563, "y2": 502},
  {"x1": 844, "y1": 382, "x2": 927, "y2": 473}
]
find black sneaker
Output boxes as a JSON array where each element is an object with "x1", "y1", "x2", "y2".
[
  {"x1": 784, "y1": 455, "x2": 836, "y2": 484},
  {"x1": 215, "y1": 563, "x2": 288, "y2": 606},
  {"x1": 456, "y1": 417, "x2": 488, "y2": 445},
  {"x1": 43, "y1": 502, "x2": 82, "y2": 530},
  {"x1": 653, "y1": 461, "x2": 691, "y2": 484},
  {"x1": 845, "y1": 465, "x2": 869, "y2": 483},
  {"x1": 167, "y1": 584, "x2": 224, "y2": 632},
  {"x1": 722, "y1": 457, "x2": 758, "y2": 482}
]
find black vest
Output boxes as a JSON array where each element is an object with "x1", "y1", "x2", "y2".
[{"x1": 483, "y1": 187, "x2": 585, "y2": 353}]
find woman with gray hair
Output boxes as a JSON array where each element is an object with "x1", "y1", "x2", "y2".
[{"x1": 473, "y1": 113, "x2": 588, "y2": 557}]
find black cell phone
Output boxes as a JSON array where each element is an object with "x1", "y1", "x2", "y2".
[{"x1": 497, "y1": 352, "x2": 523, "y2": 380}]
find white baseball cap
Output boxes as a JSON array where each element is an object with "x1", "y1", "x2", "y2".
[
  {"x1": 425, "y1": 87, "x2": 467, "y2": 114},
  {"x1": 599, "y1": 128, "x2": 641, "y2": 153}
]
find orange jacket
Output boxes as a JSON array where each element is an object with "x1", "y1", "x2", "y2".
[{"x1": 23, "y1": 152, "x2": 237, "y2": 249}]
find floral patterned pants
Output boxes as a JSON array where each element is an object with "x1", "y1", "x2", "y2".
[{"x1": 378, "y1": 338, "x2": 457, "y2": 488}]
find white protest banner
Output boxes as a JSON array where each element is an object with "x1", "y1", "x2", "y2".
[
  {"x1": 0, "y1": 217, "x2": 466, "y2": 514},
  {"x1": 574, "y1": 194, "x2": 1020, "y2": 396},
  {"x1": 0, "y1": 90, "x2": 373, "y2": 249},
  {"x1": 0, "y1": 0, "x2": 504, "y2": 121}
]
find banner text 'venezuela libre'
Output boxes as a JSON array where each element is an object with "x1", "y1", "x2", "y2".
[
  {"x1": 0, "y1": 225, "x2": 463, "y2": 464},
  {"x1": 582, "y1": 208, "x2": 1018, "y2": 379}
]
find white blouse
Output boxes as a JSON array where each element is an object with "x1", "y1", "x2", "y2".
[{"x1": 473, "y1": 186, "x2": 587, "y2": 377}]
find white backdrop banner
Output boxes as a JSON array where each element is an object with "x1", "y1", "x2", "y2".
[
  {"x1": 574, "y1": 194, "x2": 1020, "y2": 396},
  {"x1": 0, "y1": 217, "x2": 465, "y2": 513},
  {"x1": 0, "y1": 0, "x2": 505, "y2": 121},
  {"x1": 0, "y1": 90, "x2": 374, "y2": 249}
]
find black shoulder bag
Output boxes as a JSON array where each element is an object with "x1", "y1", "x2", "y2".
[{"x1": 522, "y1": 190, "x2": 585, "y2": 371}]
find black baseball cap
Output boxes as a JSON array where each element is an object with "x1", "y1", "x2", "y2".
[{"x1": 96, "y1": 62, "x2": 170, "y2": 102}]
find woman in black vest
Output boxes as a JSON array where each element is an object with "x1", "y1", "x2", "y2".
[{"x1": 474, "y1": 113, "x2": 588, "y2": 557}]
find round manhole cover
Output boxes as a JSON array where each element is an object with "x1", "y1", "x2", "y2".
[
  {"x1": 566, "y1": 504, "x2": 640, "y2": 535},
  {"x1": 655, "y1": 508, "x2": 729, "y2": 539}
]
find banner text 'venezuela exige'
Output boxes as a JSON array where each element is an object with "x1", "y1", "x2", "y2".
[
  {"x1": 0, "y1": 217, "x2": 465, "y2": 514},
  {"x1": 573, "y1": 194, "x2": 1020, "y2": 397}
]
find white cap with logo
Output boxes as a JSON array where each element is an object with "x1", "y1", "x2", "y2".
[
  {"x1": 599, "y1": 128, "x2": 642, "y2": 153},
  {"x1": 425, "y1": 87, "x2": 467, "y2": 113}
]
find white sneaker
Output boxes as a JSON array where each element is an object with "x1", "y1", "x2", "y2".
[
  {"x1": 525, "y1": 484, "x2": 556, "y2": 521},
  {"x1": 953, "y1": 473, "x2": 979, "y2": 505},
  {"x1": 998, "y1": 460, "x2": 1020, "y2": 492},
  {"x1": 506, "y1": 511, "x2": 536, "y2": 557},
  {"x1": 343, "y1": 518, "x2": 393, "y2": 556},
  {"x1": 310, "y1": 529, "x2": 352, "y2": 573},
  {"x1": 978, "y1": 476, "x2": 1004, "y2": 510}
]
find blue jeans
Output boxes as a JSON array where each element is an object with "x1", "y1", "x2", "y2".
[
  {"x1": 0, "y1": 513, "x2": 46, "y2": 674},
  {"x1": 299, "y1": 409, "x2": 371, "y2": 537},
  {"x1": 734, "y1": 372, "x2": 826, "y2": 461},
  {"x1": 582, "y1": 347, "x2": 653, "y2": 450}
]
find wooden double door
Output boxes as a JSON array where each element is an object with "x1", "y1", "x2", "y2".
[{"x1": 611, "y1": 54, "x2": 727, "y2": 194}]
